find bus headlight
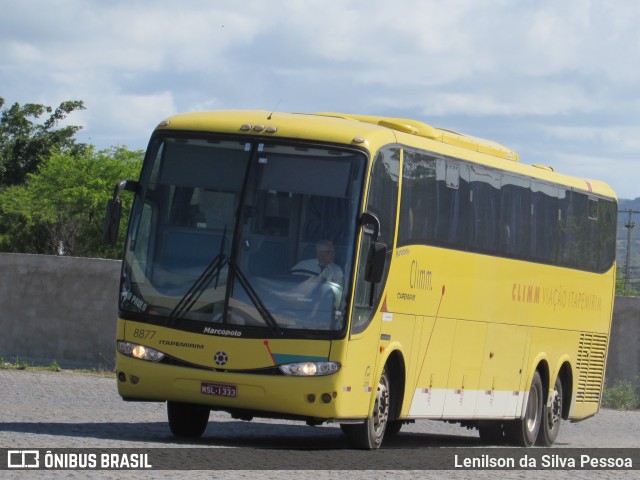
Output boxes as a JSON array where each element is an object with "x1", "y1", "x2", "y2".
[
  {"x1": 279, "y1": 362, "x2": 340, "y2": 376},
  {"x1": 117, "y1": 341, "x2": 165, "y2": 362}
]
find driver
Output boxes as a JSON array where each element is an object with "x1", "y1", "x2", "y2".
[{"x1": 291, "y1": 240, "x2": 344, "y2": 287}]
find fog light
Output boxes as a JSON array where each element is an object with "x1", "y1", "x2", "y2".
[
  {"x1": 117, "y1": 372, "x2": 126, "y2": 382},
  {"x1": 307, "y1": 394, "x2": 316, "y2": 403},
  {"x1": 130, "y1": 375, "x2": 139, "y2": 385},
  {"x1": 321, "y1": 393, "x2": 332, "y2": 404}
]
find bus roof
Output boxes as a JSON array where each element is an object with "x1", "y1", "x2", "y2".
[
  {"x1": 156, "y1": 110, "x2": 616, "y2": 200},
  {"x1": 315, "y1": 112, "x2": 519, "y2": 162},
  {"x1": 156, "y1": 110, "x2": 397, "y2": 149}
]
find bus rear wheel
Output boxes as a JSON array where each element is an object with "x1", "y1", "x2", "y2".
[
  {"x1": 167, "y1": 401, "x2": 210, "y2": 438},
  {"x1": 384, "y1": 420, "x2": 403, "y2": 438},
  {"x1": 341, "y1": 366, "x2": 390, "y2": 449},
  {"x1": 537, "y1": 376, "x2": 563, "y2": 446},
  {"x1": 505, "y1": 370, "x2": 543, "y2": 447}
]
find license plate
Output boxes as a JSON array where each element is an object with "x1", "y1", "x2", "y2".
[{"x1": 201, "y1": 382, "x2": 237, "y2": 398}]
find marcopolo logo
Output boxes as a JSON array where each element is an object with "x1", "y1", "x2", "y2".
[{"x1": 8, "y1": 450, "x2": 40, "y2": 468}]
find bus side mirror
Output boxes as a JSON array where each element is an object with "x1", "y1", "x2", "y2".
[
  {"x1": 103, "y1": 198, "x2": 123, "y2": 245},
  {"x1": 360, "y1": 211, "x2": 380, "y2": 241},
  {"x1": 103, "y1": 180, "x2": 138, "y2": 245}
]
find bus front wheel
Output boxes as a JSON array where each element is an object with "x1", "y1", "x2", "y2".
[
  {"x1": 167, "y1": 401, "x2": 210, "y2": 438},
  {"x1": 341, "y1": 366, "x2": 390, "y2": 449},
  {"x1": 505, "y1": 370, "x2": 543, "y2": 447}
]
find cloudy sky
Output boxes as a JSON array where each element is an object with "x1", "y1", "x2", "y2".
[{"x1": 2, "y1": 0, "x2": 640, "y2": 198}]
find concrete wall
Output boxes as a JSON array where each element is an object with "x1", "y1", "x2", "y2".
[
  {"x1": 0, "y1": 252, "x2": 638, "y2": 384},
  {"x1": 606, "y1": 296, "x2": 640, "y2": 386},
  {"x1": 0, "y1": 253, "x2": 120, "y2": 369}
]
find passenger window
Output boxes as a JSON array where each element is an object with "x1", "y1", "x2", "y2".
[
  {"x1": 531, "y1": 182, "x2": 559, "y2": 263},
  {"x1": 500, "y1": 175, "x2": 531, "y2": 258},
  {"x1": 469, "y1": 166, "x2": 501, "y2": 253},
  {"x1": 398, "y1": 150, "x2": 437, "y2": 246},
  {"x1": 434, "y1": 159, "x2": 469, "y2": 248}
]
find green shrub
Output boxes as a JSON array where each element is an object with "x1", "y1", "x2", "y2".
[{"x1": 602, "y1": 379, "x2": 639, "y2": 410}]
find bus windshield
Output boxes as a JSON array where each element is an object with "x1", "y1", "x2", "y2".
[{"x1": 120, "y1": 136, "x2": 366, "y2": 336}]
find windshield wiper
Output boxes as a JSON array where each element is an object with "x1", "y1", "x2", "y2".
[
  {"x1": 168, "y1": 253, "x2": 227, "y2": 324},
  {"x1": 232, "y1": 265, "x2": 283, "y2": 336},
  {"x1": 168, "y1": 226, "x2": 228, "y2": 324}
]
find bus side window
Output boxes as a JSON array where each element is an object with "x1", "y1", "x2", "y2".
[
  {"x1": 500, "y1": 175, "x2": 531, "y2": 258},
  {"x1": 598, "y1": 199, "x2": 617, "y2": 271},
  {"x1": 435, "y1": 159, "x2": 469, "y2": 248},
  {"x1": 469, "y1": 166, "x2": 500, "y2": 254},
  {"x1": 531, "y1": 182, "x2": 559, "y2": 263},
  {"x1": 398, "y1": 149, "x2": 436, "y2": 246},
  {"x1": 565, "y1": 190, "x2": 589, "y2": 270}
]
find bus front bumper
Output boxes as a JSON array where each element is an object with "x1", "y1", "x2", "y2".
[{"x1": 115, "y1": 353, "x2": 364, "y2": 421}]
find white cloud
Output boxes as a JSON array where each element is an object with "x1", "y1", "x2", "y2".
[
  {"x1": 3, "y1": 41, "x2": 41, "y2": 64},
  {"x1": 542, "y1": 125, "x2": 640, "y2": 155},
  {"x1": 540, "y1": 150, "x2": 633, "y2": 198},
  {"x1": 78, "y1": 91, "x2": 177, "y2": 148},
  {"x1": 2, "y1": 0, "x2": 640, "y2": 197}
]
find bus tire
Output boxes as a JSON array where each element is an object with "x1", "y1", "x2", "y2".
[
  {"x1": 537, "y1": 376, "x2": 563, "y2": 446},
  {"x1": 384, "y1": 420, "x2": 403, "y2": 439},
  {"x1": 167, "y1": 401, "x2": 210, "y2": 438},
  {"x1": 505, "y1": 370, "x2": 543, "y2": 447},
  {"x1": 341, "y1": 366, "x2": 390, "y2": 449}
]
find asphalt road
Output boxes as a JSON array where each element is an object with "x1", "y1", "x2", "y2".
[{"x1": 1, "y1": 369, "x2": 638, "y2": 479}]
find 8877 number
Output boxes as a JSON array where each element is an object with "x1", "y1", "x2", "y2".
[{"x1": 131, "y1": 328, "x2": 156, "y2": 340}]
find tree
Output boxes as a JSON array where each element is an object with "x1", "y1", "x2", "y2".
[
  {"x1": 0, "y1": 96, "x2": 86, "y2": 188},
  {"x1": 0, "y1": 146, "x2": 143, "y2": 258}
]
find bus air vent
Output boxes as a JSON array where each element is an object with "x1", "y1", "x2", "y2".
[{"x1": 575, "y1": 332, "x2": 608, "y2": 404}]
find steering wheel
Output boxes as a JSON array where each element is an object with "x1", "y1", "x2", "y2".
[{"x1": 290, "y1": 268, "x2": 320, "y2": 277}]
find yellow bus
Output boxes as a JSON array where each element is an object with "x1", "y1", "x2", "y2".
[{"x1": 104, "y1": 110, "x2": 617, "y2": 449}]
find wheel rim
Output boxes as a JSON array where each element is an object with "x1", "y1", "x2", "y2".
[
  {"x1": 548, "y1": 382, "x2": 562, "y2": 429},
  {"x1": 526, "y1": 383, "x2": 540, "y2": 432},
  {"x1": 372, "y1": 373, "x2": 390, "y2": 438}
]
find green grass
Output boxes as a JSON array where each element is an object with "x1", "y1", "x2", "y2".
[
  {"x1": 0, "y1": 356, "x2": 113, "y2": 375},
  {"x1": 0, "y1": 355, "x2": 30, "y2": 370}
]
